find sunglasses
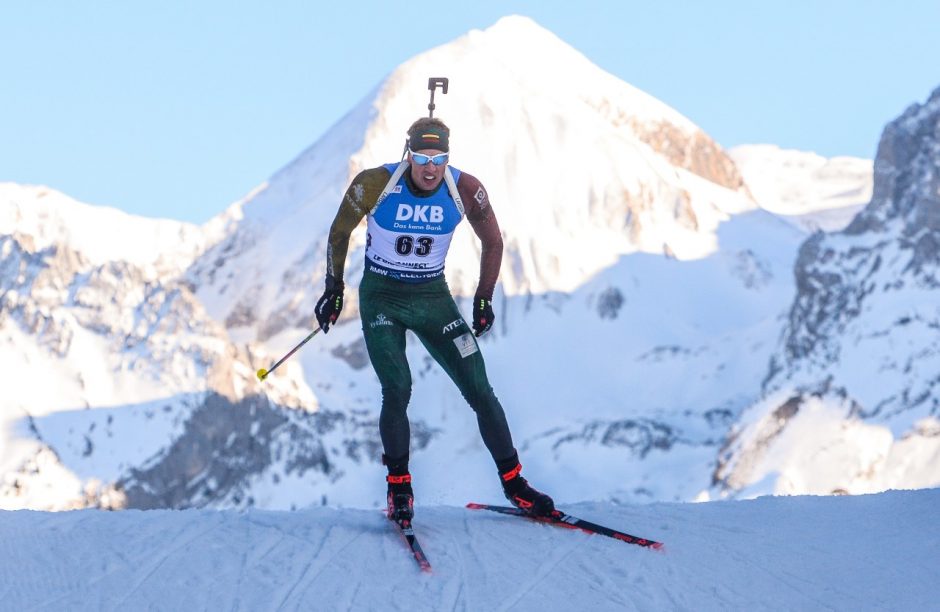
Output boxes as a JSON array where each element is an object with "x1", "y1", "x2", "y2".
[{"x1": 409, "y1": 150, "x2": 449, "y2": 166}]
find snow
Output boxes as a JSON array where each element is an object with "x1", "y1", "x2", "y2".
[
  {"x1": 124, "y1": 15, "x2": 839, "y2": 509},
  {"x1": 729, "y1": 144, "x2": 873, "y2": 233},
  {"x1": 1, "y1": 489, "x2": 937, "y2": 610},
  {"x1": 0, "y1": 183, "x2": 221, "y2": 274},
  {"x1": 192, "y1": 12, "x2": 755, "y2": 340},
  {"x1": 5, "y1": 13, "x2": 934, "y2": 519}
]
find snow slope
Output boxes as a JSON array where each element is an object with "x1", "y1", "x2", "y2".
[
  {"x1": 714, "y1": 87, "x2": 940, "y2": 500},
  {"x1": 1, "y1": 489, "x2": 937, "y2": 611},
  {"x1": 188, "y1": 13, "x2": 753, "y2": 344},
  {"x1": 0, "y1": 185, "x2": 314, "y2": 510},
  {"x1": 0, "y1": 182, "x2": 225, "y2": 274},
  {"x1": 3, "y1": 15, "x2": 934, "y2": 515},
  {"x1": 729, "y1": 145, "x2": 873, "y2": 233},
  {"x1": 166, "y1": 15, "x2": 794, "y2": 508}
]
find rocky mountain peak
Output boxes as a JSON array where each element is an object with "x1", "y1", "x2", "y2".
[{"x1": 846, "y1": 85, "x2": 940, "y2": 237}]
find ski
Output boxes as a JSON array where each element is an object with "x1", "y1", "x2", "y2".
[
  {"x1": 392, "y1": 518, "x2": 432, "y2": 572},
  {"x1": 466, "y1": 503, "x2": 663, "y2": 551}
]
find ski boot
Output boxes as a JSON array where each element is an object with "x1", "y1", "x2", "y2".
[
  {"x1": 497, "y1": 453, "x2": 555, "y2": 517},
  {"x1": 386, "y1": 473, "x2": 414, "y2": 522},
  {"x1": 384, "y1": 453, "x2": 414, "y2": 522}
]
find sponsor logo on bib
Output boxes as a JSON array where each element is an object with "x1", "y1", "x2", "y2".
[{"x1": 396, "y1": 203, "x2": 444, "y2": 223}]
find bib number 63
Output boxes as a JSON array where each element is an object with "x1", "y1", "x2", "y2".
[{"x1": 396, "y1": 235, "x2": 434, "y2": 257}]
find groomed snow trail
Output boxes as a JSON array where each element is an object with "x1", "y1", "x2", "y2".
[{"x1": 1, "y1": 489, "x2": 937, "y2": 611}]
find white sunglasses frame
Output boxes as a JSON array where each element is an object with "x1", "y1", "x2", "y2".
[{"x1": 408, "y1": 149, "x2": 449, "y2": 166}]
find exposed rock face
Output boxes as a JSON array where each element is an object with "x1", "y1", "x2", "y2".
[
  {"x1": 783, "y1": 87, "x2": 940, "y2": 381},
  {"x1": 595, "y1": 287, "x2": 625, "y2": 320},
  {"x1": 631, "y1": 121, "x2": 748, "y2": 194},
  {"x1": 542, "y1": 418, "x2": 680, "y2": 459},
  {"x1": 115, "y1": 391, "x2": 439, "y2": 509},
  {"x1": 6, "y1": 21, "x2": 938, "y2": 512},
  {"x1": 845, "y1": 88, "x2": 940, "y2": 239},
  {"x1": 714, "y1": 87, "x2": 940, "y2": 497}
]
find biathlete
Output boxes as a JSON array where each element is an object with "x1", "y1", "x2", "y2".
[{"x1": 315, "y1": 117, "x2": 555, "y2": 521}]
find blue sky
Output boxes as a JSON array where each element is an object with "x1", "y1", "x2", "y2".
[{"x1": 2, "y1": 1, "x2": 938, "y2": 223}]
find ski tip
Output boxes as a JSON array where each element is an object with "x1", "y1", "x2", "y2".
[
  {"x1": 651, "y1": 542, "x2": 665, "y2": 552},
  {"x1": 465, "y1": 502, "x2": 486, "y2": 509}
]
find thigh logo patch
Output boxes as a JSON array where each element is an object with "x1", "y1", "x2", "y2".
[
  {"x1": 369, "y1": 313, "x2": 395, "y2": 328},
  {"x1": 453, "y1": 332, "x2": 479, "y2": 358},
  {"x1": 442, "y1": 318, "x2": 465, "y2": 334}
]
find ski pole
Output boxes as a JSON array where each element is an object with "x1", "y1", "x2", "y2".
[{"x1": 256, "y1": 327, "x2": 321, "y2": 381}]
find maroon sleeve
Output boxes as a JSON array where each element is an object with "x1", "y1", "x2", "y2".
[{"x1": 457, "y1": 171, "x2": 503, "y2": 300}]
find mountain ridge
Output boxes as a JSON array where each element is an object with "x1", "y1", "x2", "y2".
[{"x1": 2, "y1": 17, "x2": 933, "y2": 512}]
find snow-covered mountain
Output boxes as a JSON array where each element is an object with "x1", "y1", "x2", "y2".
[
  {"x1": 714, "y1": 87, "x2": 940, "y2": 498},
  {"x1": 2, "y1": 489, "x2": 938, "y2": 610},
  {"x1": 1, "y1": 15, "x2": 935, "y2": 512},
  {"x1": 730, "y1": 144, "x2": 873, "y2": 233},
  {"x1": 187, "y1": 14, "x2": 753, "y2": 343},
  {"x1": 180, "y1": 14, "x2": 785, "y2": 508},
  {"x1": 0, "y1": 184, "x2": 353, "y2": 510}
]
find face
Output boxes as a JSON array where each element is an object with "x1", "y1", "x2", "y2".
[{"x1": 408, "y1": 148, "x2": 448, "y2": 191}]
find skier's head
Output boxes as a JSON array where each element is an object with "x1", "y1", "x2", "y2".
[{"x1": 406, "y1": 117, "x2": 449, "y2": 191}]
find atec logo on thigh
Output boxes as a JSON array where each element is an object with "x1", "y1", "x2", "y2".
[{"x1": 442, "y1": 318, "x2": 464, "y2": 334}]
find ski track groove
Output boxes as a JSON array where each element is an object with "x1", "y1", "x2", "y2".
[
  {"x1": 344, "y1": 579, "x2": 364, "y2": 611},
  {"x1": 496, "y1": 530, "x2": 584, "y2": 612},
  {"x1": 449, "y1": 581, "x2": 466, "y2": 612},
  {"x1": 291, "y1": 531, "x2": 364, "y2": 604},
  {"x1": 441, "y1": 515, "x2": 473, "y2": 612},
  {"x1": 228, "y1": 515, "x2": 251, "y2": 612},
  {"x1": 244, "y1": 516, "x2": 313, "y2": 547},
  {"x1": 22, "y1": 517, "x2": 220, "y2": 612},
  {"x1": 273, "y1": 525, "x2": 335, "y2": 612},
  {"x1": 686, "y1": 527, "x2": 844, "y2": 611},
  {"x1": 458, "y1": 510, "x2": 493, "y2": 609},
  {"x1": 4, "y1": 493, "x2": 935, "y2": 610},
  {"x1": 574, "y1": 547, "x2": 639, "y2": 610},
  {"x1": 251, "y1": 531, "x2": 291, "y2": 567},
  {"x1": 13, "y1": 528, "x2": 74, "y2": 612},
  {"x1": 453, "y1": 511, "x2": 505, "y2": 609},
  {"x1": 32, "y1": 535, "x2": 140, "y2": 610},
  {"x1": 109, "y1": 517, "x2": 226, "y2": 612},
  {"x1": 273, "y1": 525, "x2": 365, "y2": 611},
  {"x1": 571, "y1": 526, "x2": 653, "y2": 610}
]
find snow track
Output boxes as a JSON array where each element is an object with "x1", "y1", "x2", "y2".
[{"x1": 1, "y1": 489, "x2": 937, "y2": 611}]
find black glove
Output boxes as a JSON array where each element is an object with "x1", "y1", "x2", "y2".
[
  {"x1": 472, "y1": 295, "x2": 494, "y2": 337},
  {"x1": 315, "y1": 276, "x2": 344, "y2": 333}
]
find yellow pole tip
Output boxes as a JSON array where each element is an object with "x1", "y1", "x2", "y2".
[{"x1": 256, "y1": 368, "x2": 268, "y2": 381}]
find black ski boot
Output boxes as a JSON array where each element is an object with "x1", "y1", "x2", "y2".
[
  {"x1": 384, "y1": 453, "x2": 414, "y2": 522},
  {"x1": 497, "y1": 452, "x2": 555, "y2": 516}
]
